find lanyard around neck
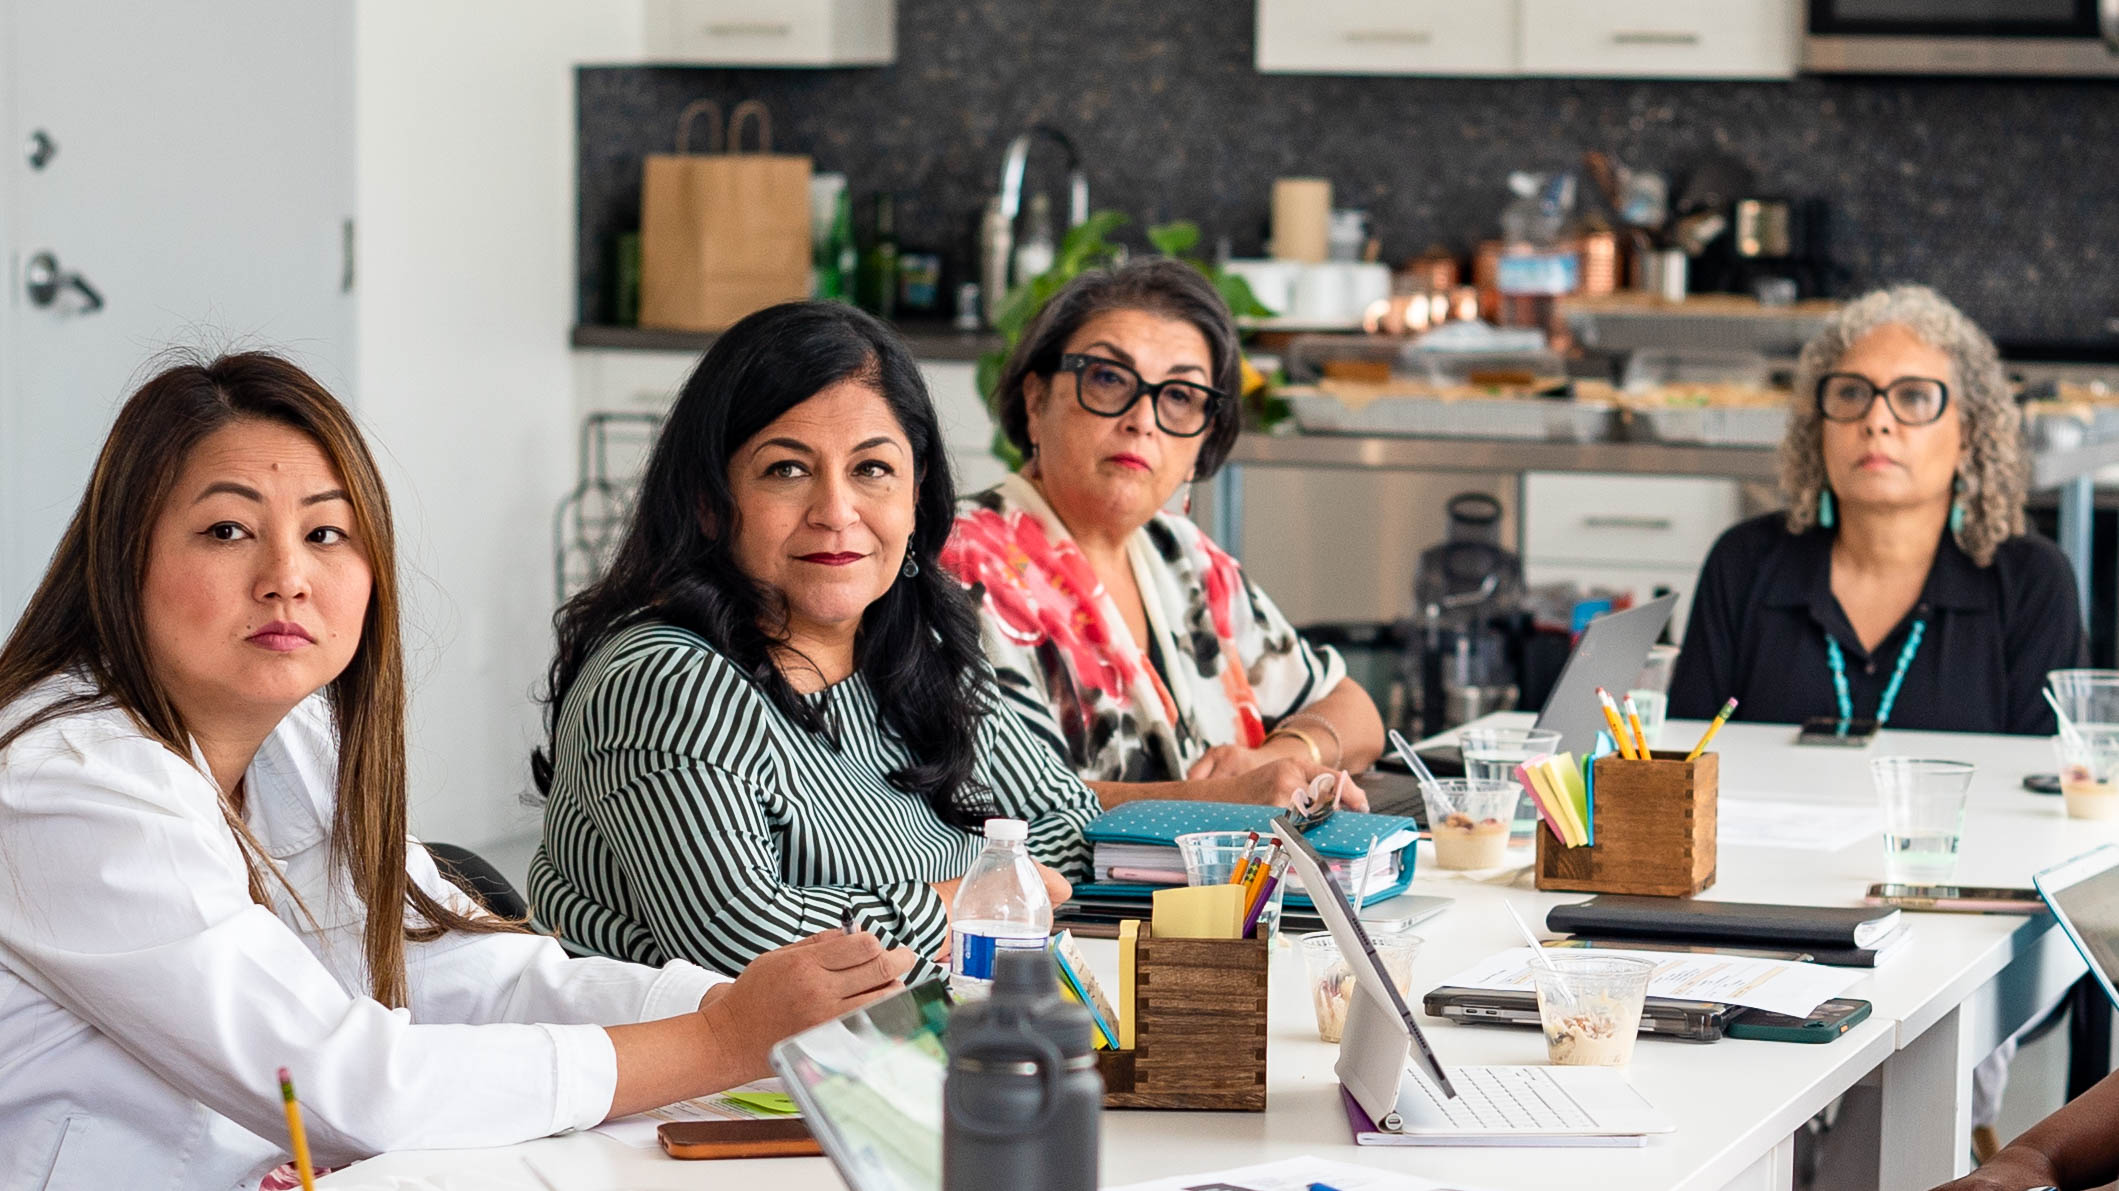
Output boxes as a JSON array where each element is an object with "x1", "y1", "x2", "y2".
[{"x1": 1826, "y1": 619, "x2": 1927, "y2": 728}]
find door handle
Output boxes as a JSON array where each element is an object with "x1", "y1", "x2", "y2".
[
  {"x1": 1583, "y1": 515, "x2": 1675, "y2": 531},
  {"x1": 24, "y1": 251, "x2": 104, "y2": 313}
]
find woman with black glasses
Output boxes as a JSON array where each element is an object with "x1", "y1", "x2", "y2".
[
  {"x1": 943, "y1": 260, "x2": 1383, "y2": 809},
  {"x1": 1669, "y1": 284, "x2": 2084, "y2": 735}
]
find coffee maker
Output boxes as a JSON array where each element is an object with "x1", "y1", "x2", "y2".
[{"x1": 1407, "y1": 493, "x2": 1530, "y2": 737}]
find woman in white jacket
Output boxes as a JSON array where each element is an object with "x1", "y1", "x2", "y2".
[{"x1": 0, "y1": 351, "x2": 914, "y2": 1189}]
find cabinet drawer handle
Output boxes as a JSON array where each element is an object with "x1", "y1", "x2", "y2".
[
  {"x1": 1343, "y1": 28, "x2": 1433, "y2": 45},
  {"x1": 1582, "y1": 515, "x2": 1675, "y2": 531},
  {"x1": 705, "y1": 21, "x2": 793, "y2": 37},
  {"x1": 1611, "y1": 29, "x2": 1701, "y2": 46}
]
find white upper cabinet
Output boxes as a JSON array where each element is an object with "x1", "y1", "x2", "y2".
[
  {"x1": 1257, "y1": 0, "x2": 1799, "y2": 78},
  {"x1": 642, "y1": 0, "x2": 895, "y2": 67},
  {"x1": 1518, "y1": 0, "x2": 1799, "y2": 78},
  {"x1": 1256, "y1": 0, "x2": 1518, "y2": 76}
]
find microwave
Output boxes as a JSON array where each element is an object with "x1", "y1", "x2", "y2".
[{"x1": 1805, "y1": 0, "x2": 2119, "y2": 75}]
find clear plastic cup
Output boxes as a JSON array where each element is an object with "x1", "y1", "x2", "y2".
[
  {"x1": 1420, "y1": 778, "x2": 1519, "y2": 869},
  {"x1": 1626, "y1": 689, "x2": 1668, "y2": 750},
  {"x1": 1174, "y1": 831, "x2": 1288, "y2": 936},
  {"x1": 1870, "y1": 757, "x2": 1976, "y2": 881},
  {"x1": 1633, "y1": 643, "x2": 1680, "y2": 695},
  {"x1": 1457, "y1": 726, "x2": 1564, "y2": 827},
  {"x1": 1529, "y1": 954, "x2": 1654, "y2": 1067},
  {"x1": 2054, "y1": 725, "x2": 2119, "y2": 821},
  {"x1": 2047, "y1": 669, "x2": 2119, "y2": 725},
  {"x1": 1300, "y1": 929, "x2": 1423, "y2": 1043}
]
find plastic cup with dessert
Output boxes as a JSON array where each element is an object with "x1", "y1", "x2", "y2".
[
  {"x1": 1421, "y1": 777, "x2": 1520, "y2": 870},
  {"x1": 1529, "y1": 954, "x2": 1654, "y2": 1067},
  {"x1": 2054, "y1": 724, "x2": 2119, "y2": 821},
  {"x1": 1300, "y1": 928, "x2": 1423, "y2": 1044}
]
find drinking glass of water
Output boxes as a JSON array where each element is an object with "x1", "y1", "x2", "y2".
[
  {"x1": 1870, "y1": 757, "x2": 1976, "y2": 881},
  {"x1": 1457, "y1": 726, "x2": 1565, "y2": 830}
]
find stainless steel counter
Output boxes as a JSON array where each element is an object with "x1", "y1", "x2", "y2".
[{"x1": 1212, "y1": 430, "x2": 2119, "y2": 617}]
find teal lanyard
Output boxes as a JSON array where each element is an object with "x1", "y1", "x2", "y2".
[{"x1": 1826, "y1": 619, "x2": 1926, "y2": 728}]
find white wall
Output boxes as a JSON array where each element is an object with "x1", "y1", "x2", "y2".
[{"x1": 355, "y1": 1, "x2": 642, "y2": 848}]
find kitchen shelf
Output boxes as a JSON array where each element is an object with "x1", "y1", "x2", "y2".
[{"x1": 571, "y1": 320, "x2": 1000, "y2": 363}]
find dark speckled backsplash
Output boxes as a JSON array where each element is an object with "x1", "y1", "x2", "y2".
[{"x1": 577, "y1": 0, "x2": 2119, "y2": 351}]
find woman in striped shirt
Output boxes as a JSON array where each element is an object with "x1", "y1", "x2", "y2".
[{"x1": 530, "y1": 302, "x2": 1098, "y2": 976}]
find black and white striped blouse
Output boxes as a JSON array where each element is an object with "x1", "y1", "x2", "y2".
[{"x1": 530, "y1": 620, "x2": 1099, "y2": 975}]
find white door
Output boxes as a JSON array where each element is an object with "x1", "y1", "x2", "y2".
[{"x1": 1, "y1": 0, "x2": 355, "y2": 622}]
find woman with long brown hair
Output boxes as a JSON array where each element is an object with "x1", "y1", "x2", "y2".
[{"x1": 0, "y1": 351, "x2": 911, "y2": 1188}]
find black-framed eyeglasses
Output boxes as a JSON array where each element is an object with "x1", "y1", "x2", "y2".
[
  {"x1": 1816, "y1": 372, "x2": 1951, "y2": 426},
  {"x1": 1057, "y1": 353, "x2": 1226, "y2": 438}
]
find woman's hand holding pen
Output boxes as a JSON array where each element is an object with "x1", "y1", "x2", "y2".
[{"x1": 696, "y1": 929, "x2": 914, "y2": 1084}]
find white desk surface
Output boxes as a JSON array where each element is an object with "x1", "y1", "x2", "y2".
[{"x1": 321, "y1": 717, "x2": 2119, "y2": 1191}]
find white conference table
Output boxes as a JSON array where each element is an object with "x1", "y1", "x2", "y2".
[{"x1": 321, "y1": 715, "x2": 2116, "y2": 1191}]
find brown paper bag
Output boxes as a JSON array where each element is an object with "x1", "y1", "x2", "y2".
[{"x1": 639, "y1": 99, "x2": 812, "y2": 333}]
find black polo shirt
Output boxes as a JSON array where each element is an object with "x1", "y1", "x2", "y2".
[{"x1": 1668, "y1": 513, "x2": 2086, "y2": 736}]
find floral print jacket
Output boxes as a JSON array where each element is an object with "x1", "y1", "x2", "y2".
[{"x1": 943, "y1": 474, "x2": 1346, "y2": 783}]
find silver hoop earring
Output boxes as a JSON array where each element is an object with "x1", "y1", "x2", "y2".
[{"x1": 902, "y1": 557, "x2": 920, "y2": 579}]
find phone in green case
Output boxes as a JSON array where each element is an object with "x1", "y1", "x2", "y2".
[{"x1": 1725, "y1": 998, "x2": 1872, "y2": 1043}]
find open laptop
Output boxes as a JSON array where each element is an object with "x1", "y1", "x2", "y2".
[
  {"x1": 1272, "y1": 817, "x2": 1675, "y2": 1145},
  {"x1": 1371, "y1": 593, "x2": 1677, "y2": 822},
  {"x1": 2035, "y1": 844, "x2": 2119, "y2": 1011},
  {"x1": 768, "y1": 979, "x2": 951, "y2": 1191}
]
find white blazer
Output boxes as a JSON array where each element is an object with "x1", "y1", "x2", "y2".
[{"x1": 0, "y1": 679, "x2": 727, "y2": 1190}]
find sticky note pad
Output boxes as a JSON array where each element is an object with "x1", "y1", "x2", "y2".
[
  {"x1": 722, "y1": 1091, "x2": 798, "y2": 1116},
  {"x1": 1151, "y1": 884, "x2": 1246, "y2": 939},
  {"x1": 1117, "y1": 919, "x2": 1140, "y2": 1050}
]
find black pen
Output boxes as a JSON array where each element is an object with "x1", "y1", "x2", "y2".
[{"x1": 840, "y1": 907, "x2": 857, "y2": 935}]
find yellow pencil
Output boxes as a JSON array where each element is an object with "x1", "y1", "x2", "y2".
[
  {"x1": 1621, "y1": 693, "x2": 1652, "y2": 759},
  {"x1": 1596, "y1": 688, "x2": 1636, "y2": 760},
  {"x1": 278, "y1": 1067, "x2": 317, "y2": 1191},
  {"x1": 1685, "y1": 697, "x2": 1740, "y2": 762}
]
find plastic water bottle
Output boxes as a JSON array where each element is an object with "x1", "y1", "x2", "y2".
[{"x1": 949, "y1": 818, "x2": 1051, "y2": 1001}]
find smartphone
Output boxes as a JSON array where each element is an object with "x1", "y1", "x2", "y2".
[
  {"x1": 1725, "y1": 998, "x2": 1873, "y2": 1043},
  {"x1": 2023, "y1": 772, "x2": 2064, "y2": 795},
  {"x1": 1864, "y1": 883, "x2": 2046, "y2": 914},
  {"x1": 1546, "y1": 938, "x2": 1815, "y2": 964},
  {"x1": 658, "y1": 1117, "x2": 820, "y2": 1160},
  {"x1": 1797, "y1": 716, "x2": 1879, "y2": 746}
]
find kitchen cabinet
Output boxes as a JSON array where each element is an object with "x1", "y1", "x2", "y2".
[
  {"x1": 1518, "y1": 0, "x2": 1799, "y2": 79},
  {"x1": 1255, "y1": 0, "x2": 1517, "y2": 76},
  {"x1": 642, "y1": 0, "x2": 894, "y2": 67},
  {"x1": 1256, "y1": 0, "x2": 1798, "y2": 79},
  {"x1": 1522, "y1": 472, "x2": 1742, "y2": 640}
]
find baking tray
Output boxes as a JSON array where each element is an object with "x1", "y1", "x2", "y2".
[
  {"x1": 1285, "y1": 389, "x2": 1619, "y2": 442},
  {"x1": 1622, "y1": 402, "x2": 1789, "y2": 448}
]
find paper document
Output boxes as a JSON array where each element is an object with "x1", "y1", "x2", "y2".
[
  {"x1": 1717, "y1": 799, "x2": 1880, "y2": 852},
  {"x1": 1104, "y1": 1155, "x2": 1495, "y2": 1191},
  {"x1": 590, "y1": 1077, "x2": 797, "y2": 1148},
  {"x1": 1441, "y1": 946, "x2": 1864, "y2": 1018}
]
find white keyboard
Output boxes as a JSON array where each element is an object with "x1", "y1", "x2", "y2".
[{"x1": 1405, "y1": 1065, "x2": 1598, "y2": 1132}]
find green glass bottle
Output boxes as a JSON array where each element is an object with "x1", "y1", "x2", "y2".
[{"x1": 859, "y1": 192, "x2": 899, "y2": 319}]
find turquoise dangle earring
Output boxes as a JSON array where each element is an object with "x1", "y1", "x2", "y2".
[
  {"x1": 1949, "y1": 476, "x2": 1966, "y2": 536},
  {"x1": 1817, "y1": 487, "x2": 1836, "y2": 529}
]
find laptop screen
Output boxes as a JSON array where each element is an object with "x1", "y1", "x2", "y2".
[
  {"x1": 1534, "y1": 593, "x2": 1677, "y2": 756},
  {"x1": 767, "y1": 979, "x2": 951, "y2": 1191},
  {"x1": 2036, "y1": 844, "x2": 2119, "y2": 1009}
]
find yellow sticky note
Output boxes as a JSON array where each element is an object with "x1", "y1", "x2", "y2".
[
  {"x1": 1117, "y1": 919, "x2": 1140, "y2": 1050},
  {"x1": 1534, "y1": 759, "x2": 1587, "y2": 847},
  {"x1": 1151, "y1": 884, "x2": 1246, "y2": 939}
]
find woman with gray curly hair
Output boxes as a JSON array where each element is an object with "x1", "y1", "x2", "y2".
[{"x1": 1669, "y1": 284, "x2": 2084, "y2": 735}]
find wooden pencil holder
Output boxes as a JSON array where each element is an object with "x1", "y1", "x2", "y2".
[
  {"x1": 1095, "y1": 925, "x2": 1269, "y2": 1111},
  {"x1": 1535, "y1": 750, "x2": 1718, "y2": 897}
]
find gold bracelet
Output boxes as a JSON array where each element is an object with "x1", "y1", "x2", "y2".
[
  {"x1": 1266, "y1": 726, "x2": 1323, "y2": 766},
  {"x1": 1281, "y1": 712, "x2": 1344, "y2": 768}
]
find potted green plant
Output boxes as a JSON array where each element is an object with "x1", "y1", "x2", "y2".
[{"x1": 973, "y1": 213, "x2": 1276, "y2": 468}]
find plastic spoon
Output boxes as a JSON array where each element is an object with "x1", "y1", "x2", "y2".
[
  {"x1": 1504, "y1": 901, "x2": 1573, "y2": 1008},
  {"x1": 1387, "y1": 728, "x2": 1440, "y2": 789},
  {"x1": 2046, "y1": 687, "x2": 2086, "y2": 752}
]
